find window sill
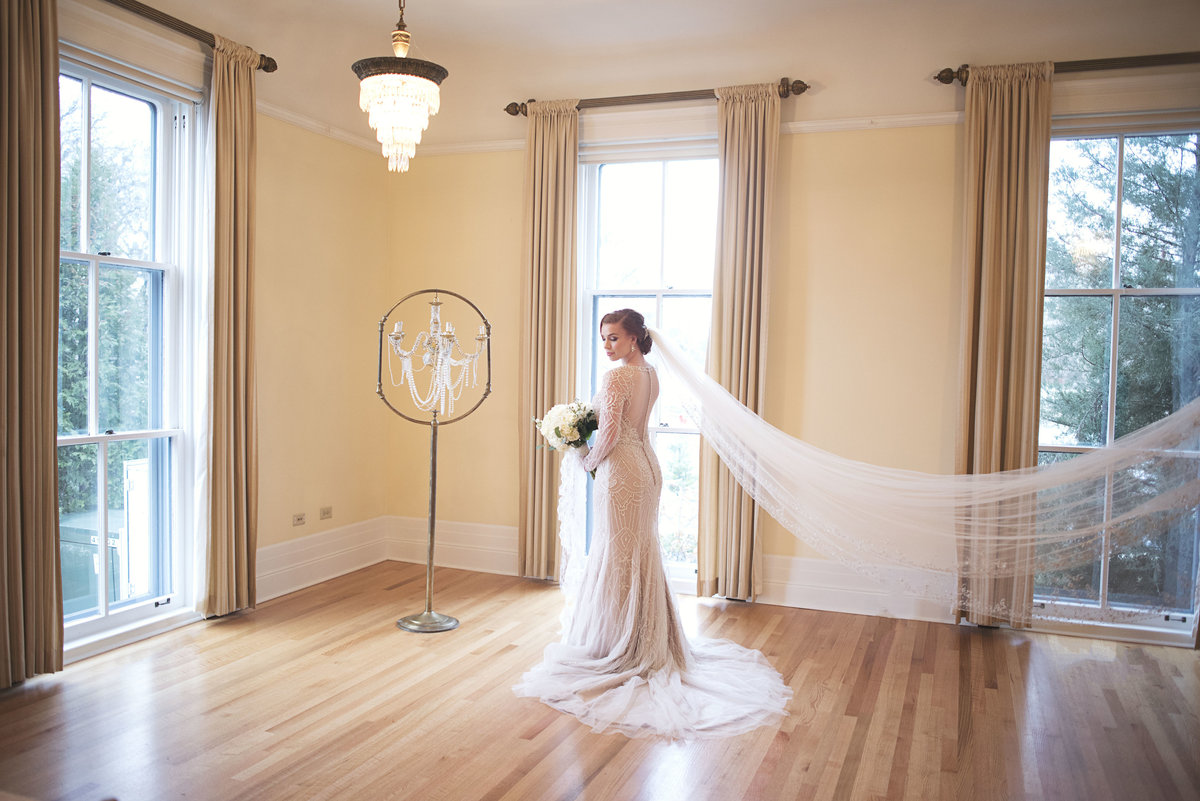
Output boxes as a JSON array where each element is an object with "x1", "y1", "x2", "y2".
[
  {"x1": 65, "y1": 607, "x2": 204, "y2": 665},
  {"x1": 1031, "y1": 605, "x2": 1196, "y2": 648}
]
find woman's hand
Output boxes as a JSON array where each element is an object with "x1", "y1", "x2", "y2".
[{"x1": 577, "y1": 444, "x2": 595, "y2": 477}]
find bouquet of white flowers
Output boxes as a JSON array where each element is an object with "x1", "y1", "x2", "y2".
[{"x1": 534, "y1": 400, "x2": 598, "y2": 451}]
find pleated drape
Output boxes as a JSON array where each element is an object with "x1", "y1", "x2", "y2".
[
  {"x1": 202, "y1": 35, "x2": 259, "y2": 617},
  {"x1": 518, "y1": 100, "x2": 580, "y2": 581},
  {"x1": 1, "y1": 0, "x2": 64, "y2": 688},
  {"x1": 698, "y1": 84, "x2": 780, "y2": 602},
  {"x1": 956, "y1": 62, "x2": 1053, "y2": 627}
]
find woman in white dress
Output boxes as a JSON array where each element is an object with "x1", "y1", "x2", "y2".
[{"x1": 515, "y1": 309, "x2": 792, "y2": 740}]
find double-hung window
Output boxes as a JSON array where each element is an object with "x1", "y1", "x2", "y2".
[
  {"x1": 57, "y1": 59, "x2": 195, "y2": 642},
  {"x1": 578, "y1": 156, "x2": 720, "y2": 592},
  {"x1": 1035, "y1": 129, "x2": 1200, "y2": 631}
]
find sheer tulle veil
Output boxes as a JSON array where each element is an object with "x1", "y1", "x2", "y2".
[
  {"x1": 638, "y1": 326, "x2": 1200, "y2": 621},
  {"x1": 526, "y1": 327, "x2": 1197, "y2": 740}
]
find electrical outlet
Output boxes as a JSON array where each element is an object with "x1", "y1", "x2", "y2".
[
  {"x1": 292, "y1": 512, "x2": 306, "y2": 526},
  {"x1": 320, "y1": 506, "x2": 333, "y2": 520}
]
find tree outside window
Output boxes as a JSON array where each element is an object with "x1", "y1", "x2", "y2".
[
  {"x1": 1036, "y1": 132, "x2": 1199, "y2": 614},
  {"x1": 57, "y1": 67, "x2": 176, "y2": 622}
]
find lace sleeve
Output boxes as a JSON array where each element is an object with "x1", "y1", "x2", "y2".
[{"x1": 582, "y1": 368, "x2": 631, "y2": 474}]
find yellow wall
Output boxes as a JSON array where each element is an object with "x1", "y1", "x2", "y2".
[
  {"x1": 761, "y1": 124, "x2": 962, "y2": 557},
  {"x1": 381, "y1": 150, "x2": 526, "y2": 526},
  {"x1": 254, "y1": 115, "x2": 395, "y2": 547},
  {"x1": 253, "y1": 117, "x2": 965, "y2": 562}
]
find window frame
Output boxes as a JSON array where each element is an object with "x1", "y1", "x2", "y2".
[
  {"x1": 577, "y1": 152, "x2": 720, "y2": 595},
  {"x1": 56, "y1": 57, "x2": 199, "y2": 649},
  {"x1": 1034, "y1": 125, "x2": 1200, "y2": 642}
]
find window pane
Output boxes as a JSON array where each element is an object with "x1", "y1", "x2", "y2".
[
  {"x1": 657, "y1": 295, "x2": 711, "y2": 429},
  {"x1": 1107, "y1": 457, "x2": 1199, "y2": 612},
  {"x1": 662, "y1": 159, "x2": 719, "y2": 290},
  {"x1": 1119, "y1": 134, "x2": 1200, "y2": 289},
  {"x1": 89, "y1": 84, "x2": 155, "y2": 260},
  {"x1": 597, "y1": 162, "x2": 663, "y2": 289},
  {"x1": 1039, "y1": 296, "x2": 1112, "y2": 446},
  {"x1": 1115, "y1": 295, "x2": 1200, "y2": 438},
  {"x1": 59, "y1": 75, "x2": 83, "y2": 252},
  {"x1": 1034, "y1": 451, "x2": 1103, "y2": 602},
  {"x1": 98, "y1": 264, "x2": 161, "y2": 432},
  {"x1": 656, "y1": 432, "x2": 699, "y2": 567},
  {"x1": 59, "y1": 443, "x2": 101, "y2": 619},
  {"x1": 58, "y1": 259, "x2": 91, "y2": 436},
  {"x1": 107, "y1": 438, "x2": 171, "y2": 607},
  {"x1": 1046, "y1": 138, "x2": 1118, "y2": 290}
]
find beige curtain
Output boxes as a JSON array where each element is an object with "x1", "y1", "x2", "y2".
[
  {"x1": 698, "y1": 84, "x2": 780, "y2": 601},
  {"x1": 203, "y1": 36, "x2": 260, "y2": 617},
  {"x1": 955, "y1": 62, "x2": 1053, "y2": 627},
  {"x1": 518, "y1": 99, "x2": 580, "y2": 580},
  {"x1": 1, "y1": 0, "x2": 63, "y2": 688}
]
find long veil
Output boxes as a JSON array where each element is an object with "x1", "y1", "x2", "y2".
[{"x1": 636, "y1": 326, "x2": 1200, "y2": 623}]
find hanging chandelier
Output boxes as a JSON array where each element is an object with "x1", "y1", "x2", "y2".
[{"x1": 351, "y1": 0, "x2": 447, "y2": 173}]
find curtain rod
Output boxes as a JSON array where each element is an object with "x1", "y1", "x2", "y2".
[
  {"x1": 935, "y1": 51, "x2": 1200, "y2": 86},
  {"x1": 503, "y1": 78, "x2": 809, "y2": 116},
  {"x1": 98, "y1": 0, "x2": 277, "y2": 72}
]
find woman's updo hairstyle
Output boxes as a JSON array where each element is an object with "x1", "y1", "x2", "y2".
[{"x1": 601, "y1": 308, "x2": 653, "y2": 355}]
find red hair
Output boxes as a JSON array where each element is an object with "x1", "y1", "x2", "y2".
[{"x1": 600, "y1": 308, "x2": 652, "y2": 354}]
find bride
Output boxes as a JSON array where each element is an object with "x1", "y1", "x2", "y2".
[{"x1": 514, "y1": 309, "x2": 792, "y2": 740}]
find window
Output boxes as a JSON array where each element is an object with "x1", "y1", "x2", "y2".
[
  {"x1": 578, "y1": 158, "x2": 720, "y2": 592},
  {"x1": 57, "y1": 63, "x2": 193, "y2": 636},
  {"x1": 1036, "y1": 131, "x2": 1200, "y2": 625}
]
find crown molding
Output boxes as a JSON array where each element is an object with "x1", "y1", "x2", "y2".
[
  {"x1": 254, "y1": 106, "x2": 977, "y2": 160},
  {"x1": 420, "y1": 138, "x2": 527, "y2": 156},
  {"x1": 255, "y1": 100, "x2": 380, "y2": 153},
  {"x1": 256, "y1": 100, "x2": 527, "y2": 157},
  {"x1": 783, "y1": 111, "x2": 964, "y2": 134}
]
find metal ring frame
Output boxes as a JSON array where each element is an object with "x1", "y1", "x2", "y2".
[{"x1": 376, "y1": 287, "x2": 493, "y2": 426}]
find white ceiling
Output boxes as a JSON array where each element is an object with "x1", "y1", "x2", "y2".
[{"x1": 76, "y1": 0, "x2": 1200, "y2": 151}]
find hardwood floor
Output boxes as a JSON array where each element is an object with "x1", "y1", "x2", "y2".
[{"x1": 1, "y1": 562, "x2": 1197, "y2": 801}]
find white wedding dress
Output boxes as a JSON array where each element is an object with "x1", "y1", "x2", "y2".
[{"x1": 514, "y1": 364, "x2": 792, "y2": 740}]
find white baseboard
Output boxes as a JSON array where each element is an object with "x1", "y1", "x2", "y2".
[
  {"x1": 256, "y1": 516, "x2": 520, "y2": 602},
  {"x1": 256, "y1": 519, "x2": 958, "y2": 624},
  {"x1": 387, "y1": 517, "x2": 520, "y2": 576},
  {"x1": 757, "y1": 554, "x2": 956, "y2": 624},
  {"x1": 256, "y1": 517, "x2": 396, "y2": 602}
]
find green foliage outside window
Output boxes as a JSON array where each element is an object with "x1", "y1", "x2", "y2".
[{"x1": 1037, "y1": 133, "x2": 1199, "y2": 611}]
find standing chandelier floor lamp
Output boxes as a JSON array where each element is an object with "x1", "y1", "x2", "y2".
[{"x1": 377, "y1": 290, "x2": 492, "y2": 632}]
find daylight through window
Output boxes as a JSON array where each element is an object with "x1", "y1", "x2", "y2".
[
  {"x1": 1036, "y1": 131, "x2": 1200, "y2": 621},
  {"x1": 57, "y1": 64, "x2": 191, "y2": 632},
  {"x1": 579, "y1": 158, "x2": 720, "y2": 590}
]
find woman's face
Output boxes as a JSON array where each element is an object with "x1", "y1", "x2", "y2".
[{"x1": 600, "y1": 322, "x2": 638, "y2": 362}]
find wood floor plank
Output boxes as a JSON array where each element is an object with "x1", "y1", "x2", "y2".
[{"x1": 1, "y1": 562, "x2": 1198, "y2": 801}]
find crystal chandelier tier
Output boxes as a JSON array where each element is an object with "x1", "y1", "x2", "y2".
[
  {"x1": 385, "y1": 294, "x2": 487, "y2": 416},
  {"x1": 351, "y1": 0, "x2": 447, "y2": 172}
]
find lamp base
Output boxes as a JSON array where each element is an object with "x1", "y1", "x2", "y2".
[{"x1": 397, "y1": 610, "x2": 459, "y2": 633}]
